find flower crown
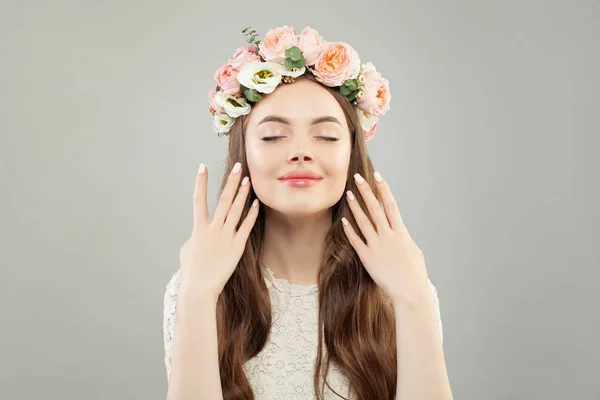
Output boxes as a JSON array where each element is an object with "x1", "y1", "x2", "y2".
[{"x1": 209, "y1": 25, "x2": 391, "y2": 141}]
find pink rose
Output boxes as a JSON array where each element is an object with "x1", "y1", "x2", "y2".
[
  {"x1": 229, "y1": 44, "x2": 261, "y2": 70},
  {"x1": 213, "y1": 64, "x2": 240, "y2": 96},
  {"x1": 258, "y1": 25, "x2": 298, "y2": 63},
  {"x1": 208, "y1": 85, "x2": 223, "y2": 113},
  {"x1": 311, "y1": 42, "x2": 361, "y2": 87},
  {"x1": 357, "y1": 62, "x2": 391, "y2": 116},
  {"x1": 298, "y1": 27, "x2": 324, "y2": 66}
]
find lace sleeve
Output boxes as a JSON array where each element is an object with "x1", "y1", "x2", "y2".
[
  {"x1": 428, "y1": 279, "x2": 444, "y2": 344},
  {"x1": 163, "y1": 269, "x2": 181, "y2": 382}
]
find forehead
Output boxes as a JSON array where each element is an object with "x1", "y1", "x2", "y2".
[{"x1": 246, "y1": 80, "x2": 347, "y2": 127}]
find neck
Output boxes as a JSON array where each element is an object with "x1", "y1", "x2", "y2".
[{"x1": 260, "y1": 207, "x2": 332, "y2": 286}]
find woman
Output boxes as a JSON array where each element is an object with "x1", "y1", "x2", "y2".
[{"x1": 163, "y1": 25, "x2": 453, "y2": 400}]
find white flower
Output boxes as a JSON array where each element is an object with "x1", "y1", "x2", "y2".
[
  {"x1": 237, "y1": 61, "x2": 283, "y2": 94},
  {"x1": 280, "y1": 66, "x2": 306, "y2": 78},
  {"x1": 213, "y1": 112, "x2": 235, "y2": 134},
  {"x1": 214, "y1": 92, "x2": 251, "y2": 118},
  {"x1": 357, "y1": 108, "x2": 378, "y2": 131}
]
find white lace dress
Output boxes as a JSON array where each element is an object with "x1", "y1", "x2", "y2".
[{"x1": 163, "y1": 267, "x2": 443, "y2": 399}]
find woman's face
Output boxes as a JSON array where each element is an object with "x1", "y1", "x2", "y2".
[{"x1": 244, "y1": 79, "x2": 352, "y2": 217}]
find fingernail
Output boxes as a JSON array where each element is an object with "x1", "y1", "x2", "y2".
[
  {"x1": 346, "y1": 190, "x2": 355, "y2": 201},
  {"x1": 354, "y1": 173, "x2": 365, "y2": 184},
  {"x1": 232, "y1": 162, "x2": 241, "y2": 174},
  {"x1": 252, "y1": 198, "x2": 259, "y2": 207},
  {"x1": 341, "y1": 217, "x2": 349, "y2": 226},
  {"x1": 374, "y1": 171, "x2": 383, "y2": 182},
  {"x1": 198, "y1": 163, "x2": 206, "y2": 174},
  {"x1": 241, "y1": 176, "x2": 249, "y2": 186}
]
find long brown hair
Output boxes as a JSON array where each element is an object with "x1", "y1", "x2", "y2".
[{"x1": 215, "y1": 73, "x2": 397, "y2": 399}]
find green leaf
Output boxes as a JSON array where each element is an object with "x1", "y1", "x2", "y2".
[
  {"x1": 285, "y1": 46, "x2": 302, "y2": 61},
  {"x1": 284, "y1": 58, "x2": 294, "y2": 69},
  {"x1": 242, "y1": 27, "x2": 250, "y2": 33},
  {"x1": 347, "y1": 91, "x2": 357, "y2": 101},
  {"x1": 344, "y1": 79, "x2": 359, "y2": 91},
  {"x1": 243, "y1": 87, "x2": 262, "y2": 102},
  {"x1": 292, "y1": 58, "x2": 305, "y2": 69},
  {"x1": 340, "y1": 85, "x2": 352, "y2": 96},
  {"x1": 216, "y1": 85, "x2": 221, "y2": 92}
]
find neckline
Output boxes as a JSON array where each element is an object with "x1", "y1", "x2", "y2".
[{"x1": 263, "y1": 267, "x2": 318, "y2": 297}]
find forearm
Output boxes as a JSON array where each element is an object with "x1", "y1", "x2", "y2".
[
  {"x1": 166, "y1": 295, "x2": 223, "y2": 400},
  {"x1": 393, "y1": 291, "x2": 453, "y2": 400}
]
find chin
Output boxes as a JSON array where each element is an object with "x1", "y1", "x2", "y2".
[{"x1": 262, "y1": 197, "x2": 338, "y2": 217}]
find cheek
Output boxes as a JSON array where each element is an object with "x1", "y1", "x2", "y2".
[
  {"x1": 245, "y1": 141, "x2": 277, "y2": 188},
  {"x1": 321, "y1": 145, "x2": 352, "y2": 186}
]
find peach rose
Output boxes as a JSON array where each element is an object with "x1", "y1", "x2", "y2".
[
  {"x1": 258, "y1": 25, "x2": 298, "y2": 63},
  {"x1": 364, "y1": 123, "x2": 377, "y2": 141},
  {"x1": 229, "y1": 44, "x2": 261, "y2": 70},
  {"x1": 208, "y1": 85, "x2": 223, "y2": 113},
  {"x1": 298, "y1": 27, "x2": 324, "y2": 66},
  {"x1": 213, "y1": 64, "x2": 240, "y2": 96},
  {"x1": 357, "y1": 62, "x2": 391, "y2": 116},
  {"x1": 312, "y1": 42, "x2": 360, "y2": 87}
]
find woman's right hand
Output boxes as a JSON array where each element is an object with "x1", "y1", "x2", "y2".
[{"x1": 178, "y1": 161, "x2": 259, "y2": 302}]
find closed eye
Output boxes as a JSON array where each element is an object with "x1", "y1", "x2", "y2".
[
  {"x1": 260, "y1": 136, "x2": 339, "y2": 142},
  {"x1": 261, "y1": 136, "x2": 283, "y2": 142}
]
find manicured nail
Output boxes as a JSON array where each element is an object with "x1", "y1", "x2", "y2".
[
  {"x1": 341, "y1": 217, "x2": 349, "y2": 226},
  {"x1": 354, "y1": 173, "x2": 365, "y2": 184},
  {"x1": 198, "y1": 163, "x2": 206, "y2": 174},
  {"x1": 374, "y1": 171, "x2": 383, "y2": 182},
  {"x1": 232, "y1": 162, "x2": 241, "y2": 174},
  {"x1": 241, "y1": 176, "x2": 249, "y2": 186},
  {"x1": 346, "y1": 190, "x2": 355, "y2": 201},
  {"x1": 252, "y1": 198, "x2": 259, "y2": 207}
]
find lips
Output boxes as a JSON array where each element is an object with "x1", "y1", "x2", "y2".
[
  {"x1": 278, "y1": 170, "x2": 323, "y2": 180},
  {"x1": 278, "y1": 170, "x2": 323, "y2": 188}
]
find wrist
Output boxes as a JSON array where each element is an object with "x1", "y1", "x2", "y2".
[
  {"x1": 389, "y1": 284, "x2": 434, "y2": 311},
  {"x1": 178, "y1": 287, "x2": 220, "y2": 307}
]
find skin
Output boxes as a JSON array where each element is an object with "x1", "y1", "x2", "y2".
[{"x1": 243, "y1": 79, "x2": 352, "y2": 285}]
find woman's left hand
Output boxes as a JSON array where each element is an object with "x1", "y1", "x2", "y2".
[{"x1": 342, "y1": 171, "x2": 431, "y2": 303}]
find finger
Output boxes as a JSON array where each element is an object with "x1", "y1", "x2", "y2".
[
  {"x1": 346, "y1": 190, "x2": 378, "y2": 244},
  {"x1": 223, "y1": 175, "x2": 252, "y2": 231},
  {"x1": 341, "y1": 217, "x2": 368, "y2": 258},
  {"x1": 193, "y1": 162, "x2": 209, "y2": 230},
  {"x1": 373, "y1": 171, "x2": 405, "y2": 232},
  {"x1": 233, "y1": 198, "x2": 260, "y2": 246},
  {"x1": 353, "y1": 172, "x2": 390, "y2": 233},
  {"x1": 212, "y1": 161, "x2": 243, "y2": 226}
]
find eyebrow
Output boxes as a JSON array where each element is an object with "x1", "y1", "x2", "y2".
[{"x1": 256, "y1": 115, "x2": 342, "y2": 127}]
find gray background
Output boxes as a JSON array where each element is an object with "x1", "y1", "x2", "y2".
[{"x1": 1, "y1": 0, "x2": 598, "y2": 399}]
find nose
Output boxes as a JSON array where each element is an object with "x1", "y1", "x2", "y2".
[{"x1": 287, "y1": 149, "x2": 314, "y2": 164}]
